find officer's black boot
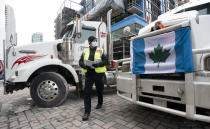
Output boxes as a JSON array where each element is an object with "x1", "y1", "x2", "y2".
[
  {"x1": 82, "y1": 112, "x2": 90, "y2": 121},
  {"x1": 95, "y1": 104, "x2": 102, "y2": 109}
]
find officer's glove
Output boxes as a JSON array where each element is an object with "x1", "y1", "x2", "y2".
[
  {"x1": 92, "y1": 63, "x2": 100, "y2": 68},
  {"x1": 85, "y1": 65, "x2": 93, "y2": 70}
]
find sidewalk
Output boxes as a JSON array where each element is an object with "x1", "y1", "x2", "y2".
[{"x1": 0, "y1": 87, "x2": 209, "y2": 129}]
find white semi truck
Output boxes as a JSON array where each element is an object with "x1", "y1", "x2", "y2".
[
  {"x1": 116, "y1": 0, "x2": 210, "y2": 123},
  {"x1": 0, "y1": 2, "x2": 115, "y2": 107}
]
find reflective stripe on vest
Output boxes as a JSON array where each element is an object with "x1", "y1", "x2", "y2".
[{"x1": 82, "y1": 47, "x2": 107, "y2": 73}]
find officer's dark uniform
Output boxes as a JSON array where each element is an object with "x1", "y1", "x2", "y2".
[{"x1": 79, "y1": 36, "x2": 108, "y2": 121}]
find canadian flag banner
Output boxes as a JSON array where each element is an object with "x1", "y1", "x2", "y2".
[{"x1": 131, "y1": 27, "x2": 194, "y2": 74}]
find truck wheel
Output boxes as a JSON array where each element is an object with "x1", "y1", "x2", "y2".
[{"x1": 30, "y1": 72, "x2": 69, "y2": 107}]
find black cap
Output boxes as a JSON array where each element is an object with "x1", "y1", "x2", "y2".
[{"x1": 88, "y1": 36, "x2": 96, "y2": 43}]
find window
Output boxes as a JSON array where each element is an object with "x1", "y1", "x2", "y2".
[
  {"x1": 112, "y1": 23, "x2": 143, "y2": 41},
  {"x1": 176, "y1": 3, "x2": 210, "y2": 15},
  {"x1": 111, "y1": 12, "x2": 132, "y2": 25},
  {"x1": 74, "y1": 28, "x2": 96, "y2": 44},
  {"x1": 112, "y1": 23, "x2": 144, "y2": 60},
  {"x1": 93, "y1": 0, "x2": 96, "y2": 7},
  {"x1": 145, "y1": 0, "x2": 162, "y2": 21},
  {"x1": 62, "y1": 25, "x2": 96, "y2": 44},
  {"x1": 164, "y1": 0, "x2": 175, "y2": 12}
]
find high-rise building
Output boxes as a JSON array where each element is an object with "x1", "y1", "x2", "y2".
[{"x1": 32, "y1": 32, "x2": 43, "y2": 43}]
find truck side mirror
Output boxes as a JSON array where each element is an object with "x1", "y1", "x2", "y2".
[{"x1": 76, "y1": 19, "x2": 82, "y2": 39}]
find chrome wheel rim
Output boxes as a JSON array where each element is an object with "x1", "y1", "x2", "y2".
[{"x1": 37, "y1": 80, "x2": 59, "y2": 102}]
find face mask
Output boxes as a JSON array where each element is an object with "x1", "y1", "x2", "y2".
[{"x1": 92, "y1": 41, "x2": 98, "y2": 47}]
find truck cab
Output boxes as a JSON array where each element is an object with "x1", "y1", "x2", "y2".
[
  {"x1": 1, "y1": 3, "x2": 111, "y2": 107},
  {"x1": 2, "y1": 5, "x2": 80, "y2": 107},
  {"x1": 116, "y1": 0, "x2": 210, "y2": 123},
  {"x1": 59, "y1": 20, "x2": 107, "y2": 67}
]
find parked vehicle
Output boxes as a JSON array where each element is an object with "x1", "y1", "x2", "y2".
[
  {"x1": 0, "y1": 2, "x2": 115, "y2": 107},
  {"x1": 116, "y1": 0, "x2": 210, "y2": 123}
]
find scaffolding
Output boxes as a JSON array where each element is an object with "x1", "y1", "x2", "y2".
[
  {"x1": 54, "y1": 0, "x2": 82, "y2": 39},
  {"x1": 80, "y1": 0, "x2": 125, "y2": 22},
  {"x1": 164, "y1": 0, "x2": 176, "y2": 11},
  {"x1": 113, "y1": 38, "x2": 130, "y2": 60},
  {"x1": 145, "y1": 0, "x2": 176, "y2": 22},
  {"x1": 127, "y1": 0, "x2": 144, "y2": 14}
]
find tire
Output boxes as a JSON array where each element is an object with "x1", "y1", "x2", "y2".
[{"x1": 30, "y1": 72, "x2": 69, "y2": 107}]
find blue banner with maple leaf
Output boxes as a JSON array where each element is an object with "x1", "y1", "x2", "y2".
[{"x1": 131, "y1": 27, "x2": 194, "y2": 74}]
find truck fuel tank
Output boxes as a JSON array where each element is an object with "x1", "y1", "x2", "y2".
[{"x1": 60, "y1": 37, "x2": 74, "y2": 64}]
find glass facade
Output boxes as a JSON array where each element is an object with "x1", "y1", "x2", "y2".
[
  {"x1": 112, "y1": 23, "x2": 144, "y2": 60},
  {"x1": 111, "y1": 12, "x2": 132, "y2": 25},
  {"x1": 112, "y1": 23, "x2": 143, "y2": 42}
]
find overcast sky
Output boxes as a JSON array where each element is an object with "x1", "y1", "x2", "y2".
[{"x1": 5, "y1": 0, "x2": 81, "y2": 45}]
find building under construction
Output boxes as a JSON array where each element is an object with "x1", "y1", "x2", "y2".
[
  {"x1": 55, "y1": 0, "x2": 186, "y2": 60},
  {"x1": 79, "y1": 0, "x2": 177, "y2": 60},
  {"x1": 54, "y1": 0, "x2": 80, "y2": 39}
]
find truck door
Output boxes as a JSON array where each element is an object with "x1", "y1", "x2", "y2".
[{"x1": 116, "y1": 59, "x2": 133, "y2": 96}]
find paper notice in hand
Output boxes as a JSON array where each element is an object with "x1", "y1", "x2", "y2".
[{"x1": 85, "y1": 60, "x2": 95, "y2": 69}]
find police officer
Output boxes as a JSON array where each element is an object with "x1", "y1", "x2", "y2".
[{"x1": 79, "y1": 36, "x2": 108, "y2": 121}]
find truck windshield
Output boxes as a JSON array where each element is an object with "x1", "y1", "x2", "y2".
[
  {"x1": 176, "y1": 3, "x2": 210, "y2": 15},
  {"x1": 63, "y1": 25, "x2": 96, "y2": 43},
  {"x1": 74, "y1": 27, "x2": 96, "y2": 44}
]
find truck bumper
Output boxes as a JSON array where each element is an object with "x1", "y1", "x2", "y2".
[
  {"x1": 117, "y1": 73, "x2": 210, "y2": 123},
  {"x1": 117, "y1": 91, "x2": 210, "y2": 123}
]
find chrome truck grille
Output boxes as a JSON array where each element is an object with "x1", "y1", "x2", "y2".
[
  {"x1": 139, "y1": 73, "x2": 185, "y2": 80},
  {"x1": 137, "y1": 74, "x2": 185, "y2": 103}
]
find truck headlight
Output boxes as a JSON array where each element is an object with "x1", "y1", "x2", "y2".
[{"x1": 205, "y1": 57, "x2": 210, "y2": 71}]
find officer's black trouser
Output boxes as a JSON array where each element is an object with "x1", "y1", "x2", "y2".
[{"x1": 84, "y1": 73, "x2": 104, "y2": 114}]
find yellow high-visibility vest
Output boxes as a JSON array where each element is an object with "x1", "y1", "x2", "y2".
[{"x1": 82, "y1": 47, "x2": 107, "y2": 73}]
